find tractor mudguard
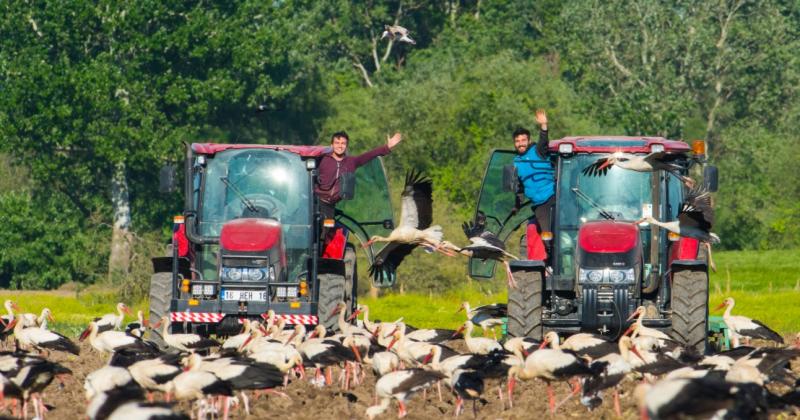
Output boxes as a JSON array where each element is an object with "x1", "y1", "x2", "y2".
[{"x1": 317, "y1": 257, "x2": 346, "y2": 277}]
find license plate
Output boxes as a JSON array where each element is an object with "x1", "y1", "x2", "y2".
[{"x1": 221, "y1": 289, "x2": 267, "y2": 302}]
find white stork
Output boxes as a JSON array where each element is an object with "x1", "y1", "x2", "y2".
[
  {"x1": 95, "y1": 302, "x2": 133, "y2": 333},
  {"x1": 545, "y1": 331, "x2": 618, "y2": 361},
  {"x1": 19, "y1": 307, "x2": 52, "y2": 328},
  {"x1": 124, "y1": 310, "x2": 149, "y2": 338},
  {"x1": 380, "y1": 24, "x2": 416, "y2": 44},
  {"x1": 0, "y1": 352, "x2": 72, "y2": 419},
  {"x1": 83, "y1": 365, "x2": 136, "y2": 400},
  {"x1": 80, "y1": 321, "x2": 156, "y2": 355},
  {"x1": 87, "y1": 389, "x2": 186, "y2": 420},
  {"x1": 580, "y1": 336, "x2": 644, "y2": 416},
  {"x1": 366, "y1": 171, "x2": 453, "y2": 281},
  {"x1": 451, "y1": 216, "x2": 519, "y2": 289},
  {"x1": 154, "y1": 316, "x2": 219, "y2": 353},
  {"x1": 715, "y1": 297, "x2": 784, "y2": 347},
  {"x1": 366, "y1": 368, "x2": 446, "y2": 419},
  {"x1": 637, "y1": 186, "x2": 719, "y2": 271},
  {"x1": 166, "y1": 370, "x2": 233, "y2": 420},
  {"x1": 453, "y1": 321, "x2": 502, "y2": 355},
  {"x1": 508, "y1": 333, "x2": 601, "y2": 413},
  {"x1": 582, "y1": 150, "x2": 693, "y2": 186},
  {"x1": 4, "y1": 317, "x2": 80, "y2": 355},
  {"x1": 458, "y1": 301, "x2": 507, "y2": 339}
]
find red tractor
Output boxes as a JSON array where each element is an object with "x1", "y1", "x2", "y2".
[
  {"x1": 469, "y1": 137, "x2": 718, "y2": 352},
  {"x1": 150, "y1": 143, "x2": 395, "y2": 342}
]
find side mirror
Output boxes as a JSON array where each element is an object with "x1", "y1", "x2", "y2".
[
  {"x1": 703, "y1": 165, "x2": 718, "y2": 192},
  {"x1": 502, "y1": 164, "x2": 519, "y2": 193},
  {"x1": 159, "y1": 164, "x2": 177, "y2": 194},
  {"x1": 339, "y1": 172, "x2": 356, "y2": 200}
]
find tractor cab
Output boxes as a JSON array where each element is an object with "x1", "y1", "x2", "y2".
[
  {"x1": 470, "y1": 137, "x2": 716, "y2": 352},
  {"x1": 150, "y1": 143, "x2": 394, "y2": 340}
]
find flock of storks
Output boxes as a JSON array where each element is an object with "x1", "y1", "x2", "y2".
[{"x1": 0, "y1": 295, "x2": 796, "y2": 420}]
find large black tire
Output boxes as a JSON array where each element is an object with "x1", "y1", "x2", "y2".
[
  {"x1": 148, "y1": 272, "x2": 173, "y2": 347},
  {"x1": 507, "y1": 269, "x2": 543, "y2": 339},
  {"x1": 318, "y1": 273, "x2": 346, "y2": 332},
  {"x1": 671, "y1": 267, "x2": 709, "y2": 354},
  {"x1": 344, "y1": 244, "x2": 357, "y2": 313}
]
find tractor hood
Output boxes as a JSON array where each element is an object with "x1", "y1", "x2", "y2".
[
  {"x1": 577, "y1": 221, "x2": 642, "y2": 269},
  {"x1": 220, "y1": 218, "x2": 282, "y2": 252}
]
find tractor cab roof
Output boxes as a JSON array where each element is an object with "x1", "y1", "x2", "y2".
[
  {"x1": 549, "y1": 136, "x2": 690, "y2": 154},
  {"x1": 192, "y1": 143, "x2": 330, "y2": 158}
]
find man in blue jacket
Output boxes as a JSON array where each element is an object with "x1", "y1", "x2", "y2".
[{"x1": 512, "y1": 109, "x2": 555, "y2": 262}]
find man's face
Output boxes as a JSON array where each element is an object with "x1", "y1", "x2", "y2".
[
  {"x1": 514, "y1": 134, "x2": 530, "y2": 154},
  {"x1": 331, "y1": 136, "x2": 348, "y2": 157}
]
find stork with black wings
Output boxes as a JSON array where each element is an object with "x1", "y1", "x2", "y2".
[
  {"x1": 582, "y1": 151, "x2": 694, "y2": 187},
  {"x1": 366, "y1": 171, "x2": 453, "y2": 281},
  {"x1": 637, "y1": 186, "x2": 719, "y2": 271},
  {"x1": 444, "y1": 211, "x2": 519, "y2": 288}
]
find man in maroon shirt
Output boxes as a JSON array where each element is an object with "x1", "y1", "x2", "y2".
[{"x1": 315, "y1": 131, "x2": 403, "y2": 249}]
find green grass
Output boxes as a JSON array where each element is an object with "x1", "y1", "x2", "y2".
[{"x1": 0, "y1": 290, "x2": 147, "y2": 336}]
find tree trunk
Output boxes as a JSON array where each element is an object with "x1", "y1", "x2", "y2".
[{"x1": 109, "y1": 161, "x2": 132, "y2": 280}]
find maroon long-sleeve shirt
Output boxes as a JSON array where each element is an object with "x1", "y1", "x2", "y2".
[{"x1": 314, "y1": 144, "x2": 391, "y2": 205}]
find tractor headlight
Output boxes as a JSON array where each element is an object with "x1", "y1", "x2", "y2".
[
  {"x1": 608, "y1": 268, "x2": 635, "y2": 283},
  {"x1": 245, "y1": 268, "x2": 265, "y2": 282},
  {"x1": 579, "y1": 269, "x2": 603, "y2": 283},
  {"x1": 225, "y1": 268, "x2": 242, "y2": 281},
  {"x1": 221, "y1": 267, "x2": 268, "y2": 282}
]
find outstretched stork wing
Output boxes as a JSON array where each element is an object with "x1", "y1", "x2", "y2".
[
  {"x1": 678, "y1": 186, "x2": 714, "y2": 231},
  {"x1": 581, "y1": 157, "x2": 613, "y2": 177},
  {"x1": 369, "y1": 242, "x2": 418, "y2": 281},
  {"x1": 400, "y1": 170, "x2": 433, "y2": 230}
]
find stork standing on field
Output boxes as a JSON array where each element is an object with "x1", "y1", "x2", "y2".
[
  {"x1": 366, "y1": 170, "x2": 454, "y2": 281},
  {"x1": 582, "y1": 150, "x2": 693, "y2": 187},
  {"x1": 124, "y1": 310, "x2": 148, "y2": 338},
  {"x1": 580, "y1": 336, "x2": 644, "y2": 416},
  {"x1": 95, "y1": 303, "x2": 133, "y2": 333},
  {"x1": 19, "y1": 307, "x2": 52, "y2": 328},
  {"x1": 366, "y1": 368, "x2": 446, "y2": 419},
  {"x1": 4, "y1": 317, "x2": 80, "y2": 356},
  {"x1": 458, "y1": 301, "x2": 506, "y2": 339},
  {"x1": 637, "y1": 186, "x2": 719, "y2": 271},
  {"x1": 453, "y1": 321, "x2": 502, "y2": 355},
  {"x1": 80, "y1": 321, "x2": 157, "y2": 356},
  {"x1": 381, "y1": 24, "x2": 416, "y2": 44},
  {"x1": 715, "y1": 297, "x2": 784, "y2": 347}
]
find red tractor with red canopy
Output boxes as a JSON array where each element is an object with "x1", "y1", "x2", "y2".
[
  {"x1": 469, "y1": 136, "x2": 718, "y2": 352},
  {"x1": 150, "y1": 142, "x2": 395, "y2": 342}
]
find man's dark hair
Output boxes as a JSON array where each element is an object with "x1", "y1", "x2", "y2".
[
  {"x1": 331, "y1": 131, "x2": 350, "y2": 143},
  {"x1": 512, "y1": 127, "x2": 530, "y2": 139}
]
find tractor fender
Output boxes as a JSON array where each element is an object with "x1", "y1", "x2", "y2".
[{"x1": 317, "y1": 257, "x2": 346, "y2": 277}]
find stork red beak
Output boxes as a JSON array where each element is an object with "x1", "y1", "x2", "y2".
[
  {"x1": 346, "y1": 309, "x2": 362, "y2": 322},
  {"x1": 386, "y1": 336, "x2": 399, "y2": 351},
  {"x1": 350, "y1": 344, "x2": 363, "y2": 363},
  {"x1": 308, "y1": 329, "x2": 318, "y2": 339},
  {"x1": 451, "y1": 326, "x2": 465, "y2": 339},
  {"x1": 713, "y1": 302, "x2": 727, "y2": 311},
  {"x1": 625, "y1": 310, "x2": 640, "y2": 322},
  {"x1": 422, "y1": 350, "x2": 434, "y2": 365},
  {"x1": 79, "y1": 326, "x2": 91, "y2": 341},
  {"x1": 152, "y1": 320, "x2": 162, "y2": 329},
  {"x1": 143, "y1": 319, "x2": 150, "y2": 327},
  {"x1": 385, "y1": 326, "x2": 399, "y2": 339},
  {"x1": 521, "y1": 347, "x2": 530, "y2": 357},
  {"x1": 285, "y1": 329, "x2": 299, "y2": 345},
  {"x1": 597, "y1": 159, "x2": 613, "y2": 171},
  {"x1": 122, "y1": 305, "x2": 133, "y2": 316},
  {"x1": 11, "y1": 302, "x2": 20, "y2": 311},
  {"x1": 2, "y1": 318, "x2": 17, "y2": 333},
  {"x1": 630, "y1": 345, "x2": 646, "y2": 362},
  {"x1": 48, "y1": 313, "x2": 55, "y2": 322},
  {"x1": 239, "y1": 334, "x2": 254, "y2": 352},
  {"x1": 538, "y1": 339, "x2": 549, "y2": 350},
  {"x1": 330, "y1": 305, "x2": 342, "y2": 316},
  {"x1": 623, "y1": 325, "x2": 635, "y2": 337}
]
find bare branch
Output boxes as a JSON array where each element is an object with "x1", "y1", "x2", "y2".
[
  {"x1": 351, "y1": 56, "x2": 374, "y2": 88},
  {"x1": 604, "y1": 45, "x2": 647, "y2": 88},
  {"x1": 27, "y1": 15, "x2": 43, "y2": 37}
]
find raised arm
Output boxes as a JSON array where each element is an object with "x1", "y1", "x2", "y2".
[
  {"x1": 535, "y1": 109, "x2": 549, "y2": 158},
  {"x1": 352, "y1": 132, "x2": 402, "y2": 168}
]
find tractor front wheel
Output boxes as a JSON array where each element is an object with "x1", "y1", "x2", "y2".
[
  {"x1": 671, "y1": 266, "x2": 709, "y2": 354},
  {"x1": 318, "y1": 273, "x2": 347, "y2": 332},
  {"x1": 507, "y1": 268, "x2": 543, "y2": 339},
  {"x1": 148, "y1": 272, "x2": 173, "y2": 347}
]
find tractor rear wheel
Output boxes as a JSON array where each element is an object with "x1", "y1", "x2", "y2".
[
  {"x1": 148, "y1": 272, "x2": 173, "y2": 347},
  {"x1": 318, "y1": 273, "x2": 347, "y2": 332},
  {"x1": 671, "y1": 267, "x2": 709, "y2": 354},
  {"x1": 507, "y1": 269, "x2": 543, "y2": 339}
]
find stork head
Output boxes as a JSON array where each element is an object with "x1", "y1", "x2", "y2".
[
  {"x1": 78, "y1": 322, "x2": 94, "y2": 341},
  {"x1": 542, "y1": 331, "x2": 559, "y2": 349},
  {"x1": 713, "y1": 297, "x2": 734, "y2": 312},
  {"x1": 43, "y1": 308, "x2": 54, "y2": 322},
  {"x1": 626, "y1": 306, "x2": 646, "y2": 322},
  {"x1": 118, "y1": 303, "x2": 132, "y2": 315}
]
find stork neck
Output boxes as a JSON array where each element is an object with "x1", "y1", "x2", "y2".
[{"x1": 723, "y1": 301, "x2": 734, "y2": 319}]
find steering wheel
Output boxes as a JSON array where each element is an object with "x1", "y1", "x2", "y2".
[{"x1": 238, "y1": 193, "x2": 285, "y2": 219}]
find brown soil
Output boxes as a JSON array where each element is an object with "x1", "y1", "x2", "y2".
[{"x1": 21, "y1": 339, "x2": 800, "y2": 420}]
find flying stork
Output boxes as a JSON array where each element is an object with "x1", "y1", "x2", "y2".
[
  {"x1": 366, "y1": 170, "x2": 453, "y2": 281},
  {"x1": 448, "y1": 216, "x2": 519, "y2": 289},
  {"x1": 458, "y1": 301, "x2": 507, "y2": 339},
  {"x1": 637, "y1": 186, "x2": 719, "y2": 271},
  {"x1": 381, "y1": 24, "x2": 416, "y2": 44},
  {"x1": 582, "y1": 150, "x2": 693, "y2": 187}
]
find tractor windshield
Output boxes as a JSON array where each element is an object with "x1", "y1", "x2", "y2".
[
  {"x1": 198, "y1": 149, "x2": 312, "y2": 280},
  {"x1": 555, "y1": 154, "x2": 653, "y2": 277}
]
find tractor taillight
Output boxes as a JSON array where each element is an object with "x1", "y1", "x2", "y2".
[{"x1": 181, "y1": 279, "x2": 190, "y2": 293}]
